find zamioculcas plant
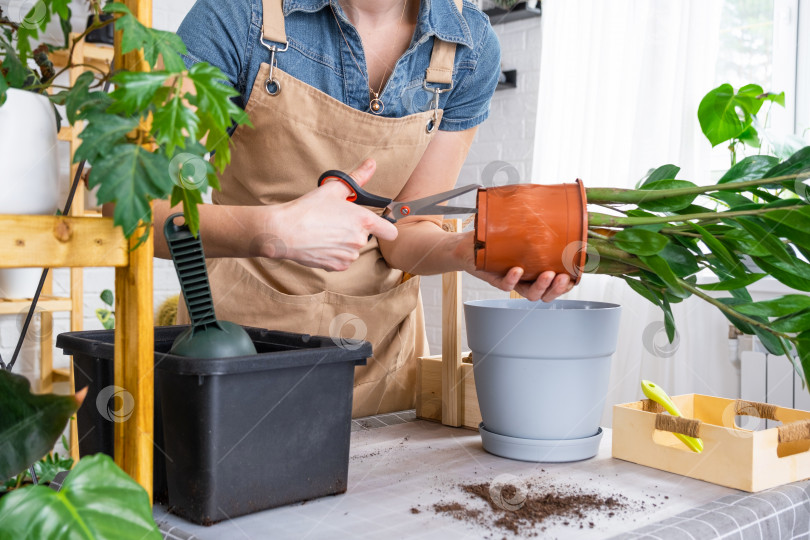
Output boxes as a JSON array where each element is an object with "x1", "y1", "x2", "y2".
[
  {"x1": 1, "y1": 0, "x2": 249, "y2": 240},
  {"x1": 475, "y1": 84, "x2": 810, "y2": 385}
]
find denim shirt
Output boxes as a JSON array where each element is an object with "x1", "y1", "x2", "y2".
[{"x1": 177, "y1": 0, "x2": 501, "y2": 131}]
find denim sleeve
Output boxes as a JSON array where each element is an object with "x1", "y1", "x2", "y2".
[
  {"x1": 176, "y1": 0, "x2": 254, "y2": 101},
  {"x1": 439, "y1": 24, "x2": 501, "y2": 132}
]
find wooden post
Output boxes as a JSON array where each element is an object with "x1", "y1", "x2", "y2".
[
  {"x1": 114, "y1": 230, "x2": 154, "y2": 500},
  {"x1": 38, "y1": 273, "x2": 54, "y2": 394},
  {"x1": 113, "y1": 0, "x2": 154, "y2": 500},
  {"x1": 441, "y1": 219, "x2": 463, "y2": 427}
]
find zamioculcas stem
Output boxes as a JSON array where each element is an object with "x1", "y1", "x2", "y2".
[
  {"x1": 585, "y1": 173, "x2": 805, "y2": 204},
  {"x1": 587, "y1": 205, "x2": 804, "y2": 227}
]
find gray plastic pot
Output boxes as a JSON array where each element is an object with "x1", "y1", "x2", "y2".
[{"x1": 464, "y1": 299, "x2": 621, "y2": 443}]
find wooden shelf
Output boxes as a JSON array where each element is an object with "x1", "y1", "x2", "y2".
[
  {"x1": 484, "y1": 2, "x2": 542, "y2": 24},
  {"x1": 0, "y1": 215, "x2": 128, "y2": 269},
  {"x1": 0, "y1": 296, "x2": 73, "y2": 315},
  {"x1": 53, "y1": 368, "x2": 71, "y2": 382},
  {"x1": 50, "y1": 42, "x2": 113, "y2": 69}
]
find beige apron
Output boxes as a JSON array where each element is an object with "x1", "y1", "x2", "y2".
[{"x1": 177, "y1": 0, "x2": 462, "y2": 417}]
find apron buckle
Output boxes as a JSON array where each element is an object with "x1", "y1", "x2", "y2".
[
  {"x1": 261, "y1": 26, "x2": 288, "y2": 96},
  {"x1": 422, "y1": 80, "x2": 452, "y2": 134}
]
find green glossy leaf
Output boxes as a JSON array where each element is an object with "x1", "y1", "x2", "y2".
[
  {"x1": 697, "y1": 273, "x2": 767, "y2": 291},
  {"x1": 717, "y1": 155, "x2": 780, "y2": 184},
  {"x1": 188, "y1": 62, "x2": 242, "y2": 127},
  {"x1": 689, "y1": 222, "x2": 746, "y2": 278},
  {"x1": 0, "y1": 371, "x2": 83, "y2": 479},
  {"x1": 0, "y1": 72, "x2": 7, "y2": 107},
  {"x1": 717, "y1": 297, "x2": 757, "y2": 335},
  {"x1": 735, "y1": 217, "x2": 794, "y2": 265},
  {"x1": 100, "y1": 289, "x2": 114, "y2": 306},
  {"x1": 658, "y1": 243, "x2": 699, "y2": 277},
  {"x1": 797, "y1": 332, "x2": 810, "y2": 389},
  {"x1": 63, "y1": 72, "x2": 112, "y2": 124},
  {"x1": 109, "y1": 71, "x2": 170, "y2": 115},
  {"x1": 0, "y1": 454, "x2": 161, "y2": 540},
  {"x1": 639, "y1": 164, "x2": 680, "y2": 187},
  {"x1": 764, "y1": 146, "x2": 810, "y2": 185},
  {"x1": 709, "y1": 190, "x2": 752, "y2": 207},
  {"x1": 170, "y1": 184, "x2": 203, "y2": 237},
  {"x1": 613, "y1": 229, "x2": 669, "y2": 256},
  {"x1": 92, "y1": 144, "x2": 173, "y2": 237},
  {"x1": 624, "y1": 277, "x2": 663, "y2": 307},
  {"x1": 736, "y1": 295, "x2": 810, "y2": 318},
  {"x1": 722, "y1": 227, "x2": 770, "y2": 257},
  {"x1": 771, "y1": 309, "x2": 810, "y2": 333},
  {"x1": 639, "y1": 255, "x2": 689, "y2": 298},
  {"x1": 698, "y1": 83, "x2": 764, "y2": 146},
  {"x1": 763, "y1": 206, "x2": 810, "y2": 234},
  {"x1": 738, "y1": 124, "x2": 760, "y2": 147},
  {"x1": 752, "y1": 326, "x2": 792, "y2": 356},
  {"x1": 662, "y1": 295, "x2": 676, "y2": 342},
  {"x1": 636, "y1": 179, "x2": 699, "y2": 212},
  {"x1": 753, "y1": 257, "x2": 810, "y2": 292}
]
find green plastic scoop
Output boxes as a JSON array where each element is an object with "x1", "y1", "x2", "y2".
[{"x1": 164, "y1": 213, "x2": 257, "y2": 358}]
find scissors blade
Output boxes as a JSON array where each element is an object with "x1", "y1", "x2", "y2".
[
  {"x1": 407, "y1": 205, "x2": 478, "y2": 216},
  {"x1": 388, "y1": 184, "x2": 481, "y2": 219}
]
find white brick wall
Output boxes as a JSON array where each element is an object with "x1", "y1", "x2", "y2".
[{"x1": 421, "y1": 17, "x2": 543, "y2": 354}]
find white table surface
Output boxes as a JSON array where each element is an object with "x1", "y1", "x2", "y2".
[{"x1": 154, "y1": 420, "x2": 738, "y2": 539}]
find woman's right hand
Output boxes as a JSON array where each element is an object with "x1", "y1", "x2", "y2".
[{"x1": 264, "y1": 159, "x2": 398, "y2": 271}]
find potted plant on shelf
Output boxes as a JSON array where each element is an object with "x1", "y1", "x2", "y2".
[
  {"x1": 0, "y1": 0, "x2": 248, "y2": 244},
  {"x1": 467, "y1": 83, "x2": 810, "y2": 462}
]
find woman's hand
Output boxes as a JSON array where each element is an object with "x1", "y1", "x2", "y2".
[
  {"x1": 265, "y1": 159, "x2": 398, "y2": 271},
  {"x1": 471, "y1": 267, "x2": 574, "y2": 302},
  {"x1": 455, "y1": 230, "x2": 574, "y2": 302}
]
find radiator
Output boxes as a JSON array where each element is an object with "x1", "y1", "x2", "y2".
[{"x1": 738, "y1": 333, "x2": 810, "y2": 427}]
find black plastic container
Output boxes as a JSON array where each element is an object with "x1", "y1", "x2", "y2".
[{"x1": 56, "y1": 325, "x2": 369, "y2": 525}]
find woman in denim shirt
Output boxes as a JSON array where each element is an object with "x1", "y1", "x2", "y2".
[{"x1": 154, "y1": 0, "x2": 573, "y2": 416}]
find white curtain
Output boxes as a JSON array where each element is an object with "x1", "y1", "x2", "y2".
[{"x1": 533, "y1": 0, "x2": 738, "y2": 423}]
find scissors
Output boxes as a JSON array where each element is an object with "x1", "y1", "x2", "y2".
[{"x1": 318, "y1": 169, "x2": 479, "y2": 224}]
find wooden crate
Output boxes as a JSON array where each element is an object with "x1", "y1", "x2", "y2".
[{"x1": 613, "y1": 394, "x2": 810, "y2": 492}]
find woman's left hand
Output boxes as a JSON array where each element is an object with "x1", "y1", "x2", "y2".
[{"x1": 471, "y1": 267, "x2": 574, "y2": 302}]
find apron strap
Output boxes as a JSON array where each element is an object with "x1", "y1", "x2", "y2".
[
  {"x1": 425, "y1": 0, "x2": 464, "y2": 85},
  {"x1": 262, "y1": 0, "x2": 461, "y2": 85},
  {"x1": 262, "y1": 0, "x2": 287, "y2": 44}
]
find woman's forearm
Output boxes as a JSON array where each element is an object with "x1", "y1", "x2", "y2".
[
  {"x1": 379, "y1": 220, "x2": 474, "y2": 275},
  {"x1": 112, "y1": 200, "x2": 276, "y2": 260}
]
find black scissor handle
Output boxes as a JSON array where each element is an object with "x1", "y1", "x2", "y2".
[{"x1": 318, "y1": 170, "x2": 392, "y2": 209}]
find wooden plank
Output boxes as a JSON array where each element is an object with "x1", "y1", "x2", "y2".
[
  {"x1": 417, "y1": 355, "x2": 480, "y2": 430},
  {"x1": 441, "y1": 219, "x2": 462, "y2": 427},
  {"x1": 114, "y1": 226, "x2": 154, "y2": 500},
  {"x1": 0, "y1": 296, "x2": 73, "y2": 315},
  {"x1": 510, "y1": 290, "x2": 522, "y2": 299},
  {"x1": 57, "y1": 126, "x2": 73, "y2": 141},
  {"x1": 0, "y1": 215, "x2": 128, "y2": 268},
  {"x1": 39, "y1": 273, "x2": 54, "y2": 394}
]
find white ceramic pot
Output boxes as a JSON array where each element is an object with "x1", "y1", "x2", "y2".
[
  {"x1": 464, "y1": 299, "x2": 622, "y2": 462},
  {"x1": 0, "y1": 88, "x2": 60, "y2": 298}
]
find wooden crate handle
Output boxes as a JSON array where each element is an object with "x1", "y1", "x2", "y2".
[
  {"x1": 654, "y1": 414, "x2": 701, "y2": 439},
  {"x1": 735, "y1": 399, "x2": 778, "y2": 421},
  {"x1": 779, "y1": 419, "x2": 810, "y2": 444}
]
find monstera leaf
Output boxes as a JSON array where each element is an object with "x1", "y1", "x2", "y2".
[
  {"x1": 0, "y1": 454, "x2": 161, "y2": 540},
  {"x1": 0, "y1": 370, "x2": 85, "y2": 480}
]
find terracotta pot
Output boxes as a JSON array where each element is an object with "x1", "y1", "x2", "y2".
[{"x1": 474, "y1": 181, "x2": 588, "y2": 283}]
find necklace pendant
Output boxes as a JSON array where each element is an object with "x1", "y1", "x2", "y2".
[{"x1": 370, "y1": 97, "x2": 384, "y2": 114}]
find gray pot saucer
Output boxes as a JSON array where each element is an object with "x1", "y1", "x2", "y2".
[{"x1": 479, "y1": 423, "x2": 603, "y2": 463}]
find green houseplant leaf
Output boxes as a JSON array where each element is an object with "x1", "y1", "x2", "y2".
[
  {"x1": 0, "y1": 370, "x2": 84, "y2": 480},
  {"x1": 698, "y1": 83, "x2": 764, "y2": 147},
  {"x1": 0, "y1": 454, "x2": 161, "y2": 540}
]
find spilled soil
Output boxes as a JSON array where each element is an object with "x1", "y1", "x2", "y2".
[{"x1": 430, "y1": 480, "x2": 632, "y2": 536}]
